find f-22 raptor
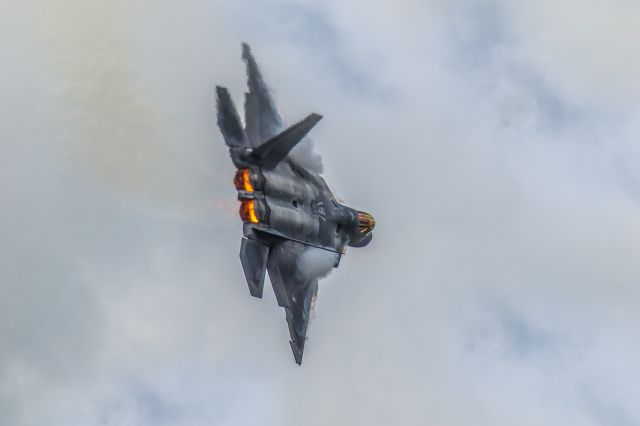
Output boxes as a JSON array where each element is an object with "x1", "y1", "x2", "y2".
[{"x1": 215, "y1": 43, "x2": 375, "y2": 364}]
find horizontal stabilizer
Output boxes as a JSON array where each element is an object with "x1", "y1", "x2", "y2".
[
  {"x1": 252, "y1": 113, "x2": 323, "y2": 169},
  {"x1": 216, "y1": 86, "x2": 248, "y2": 148},
  {"x1": 239, "y1": 237, "x2": 269, "y2": 298}
]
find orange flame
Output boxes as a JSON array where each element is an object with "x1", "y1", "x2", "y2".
[
  {"x1": 239, "y1": 200, "x2": 259, "y2": 224},
  {"x1": 235, "y1": 169, "x2": 259, "y2": 223},
  {"x1": 234, "y1": 169, "x2": 254, "y2": 192}
]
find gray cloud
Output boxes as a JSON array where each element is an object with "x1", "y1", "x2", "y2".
[{"x1": 2, "y1": 0, "x2": 640, "y2": 425}]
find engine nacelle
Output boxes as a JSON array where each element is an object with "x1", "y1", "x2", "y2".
[
  {"x1": 260, "y1": 170, "x2": 317, "y2": 203},
  {"x1": 266, "y1": 199, "x2": 320, "y2": 240}
]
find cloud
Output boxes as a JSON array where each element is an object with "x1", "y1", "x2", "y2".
[{"x1": 2, "y1": 0, "x2": 640, "y2": 425}]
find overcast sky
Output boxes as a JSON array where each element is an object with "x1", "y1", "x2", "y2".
[{"x1": 2, "y1": 1, "x2": 640, "y2": 425}]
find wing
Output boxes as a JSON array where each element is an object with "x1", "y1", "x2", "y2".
[{"x1": 266, "y1": 240, "x2": 319, "y2": 365}]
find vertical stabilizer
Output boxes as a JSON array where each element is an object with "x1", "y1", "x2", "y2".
[
  {"x1": 216, "y1": 86, "x2": 248, "y2": 148},
  {"x1": 242, "y1": 42, "x2": 282, "y2": 145}
]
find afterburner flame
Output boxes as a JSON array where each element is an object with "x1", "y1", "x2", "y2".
[
  {"x1": 240, "y1": 200, "x2": 259, "y2": 224},
  {"x1": 235, "y1": 169, "x2": 259, "y2": 223},
  {"x1": 234, "y1": 169, "x2": 254, "y2": 192}
]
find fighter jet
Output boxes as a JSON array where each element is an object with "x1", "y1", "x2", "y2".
[{"x1": 215, "y1": 43, "x2": 375, "y2": 365}]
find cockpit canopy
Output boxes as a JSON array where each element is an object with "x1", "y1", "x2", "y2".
[
  {"x1": 346, "y1": 210, "x2": 375, "y2": 248},
  {"x1": 357, "y1": 211, "x2": 375, "y2": 235}
]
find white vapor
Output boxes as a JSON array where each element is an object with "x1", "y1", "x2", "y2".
[
  {"x1": 289, "y1": 135, "x2": 324, "y2": 174},
  {"x1": 297, "y1": 247, "x2": 340, "y2": 281}
]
